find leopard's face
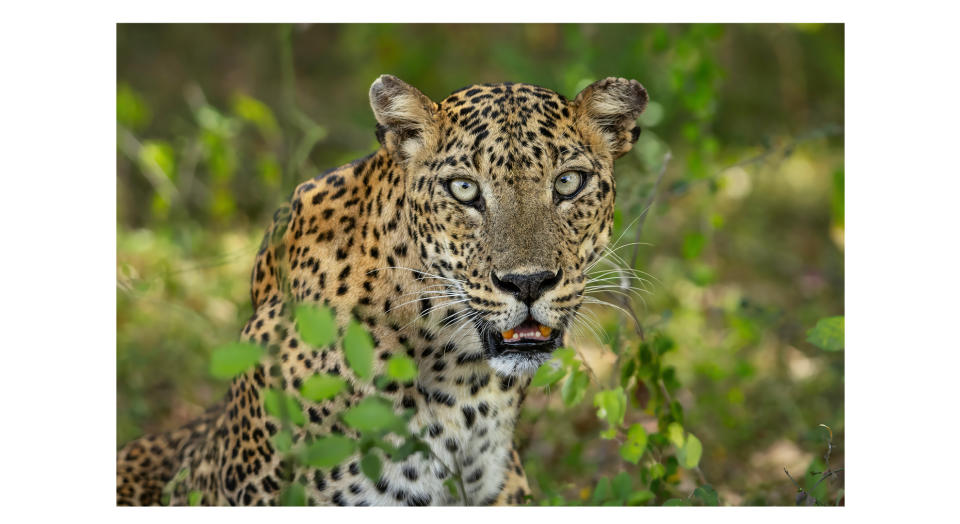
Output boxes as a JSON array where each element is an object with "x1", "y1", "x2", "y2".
[{"x1": 371, "y1": 77, "x2": 648, "y2": 374}]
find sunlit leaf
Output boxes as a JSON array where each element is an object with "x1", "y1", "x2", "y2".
[
  {"x1": 806, "y1": 316, "x2": 844, "y2": 351},
  {"x1": 231, "y1": 93, "x2": 279, "y2": 139},
  {"x1": 667, "y1": 422, "x2": 685, "y2": 448},
  {"x1": 209, "y1": 342, "x2": 262, "y2": 379},
  {"x1": 627, "y1": 490, "x2": 655, "y2": 506},
  {"x1": 530, "y1": 359, "x2": 567, "y2": 388},
  {"x1": 619, "y1": 423, "x2": 648, "y2": 464},
  {"x1": 681, "y1": 433, "x2": 703, "y2": 469},
  {"x1": 341, "y1": 396, "x2": 404, "y2": 433},
  {"x1": 343, "y1": 320, "x2": 374, "y2": 379},
  {"x1": 117, "y1": 83, "x2": 151, "y2": 130},
  {"x1": 300, "y1": 373, "x2": 347, "y2": 402},
  {"x1": 299, "y1": 436, "x2": 357, "y2": 468},
  {"x1": 385, "y1": 355, "x2": 418, "y2": 383},
  {"x1": 263, "y1": 388, "x2": 306, "y2": 426},
  {"x1": 188, "y1": 490, "x2": 203, "y2": 506},
  {"x1": 138, "y1": 140, "x2": 176, "y2": 181},
  {"x1": 593, "y1": 388, "x2": 627, "y2": 439},
  {"x1": 561, "y1": 367, "x2": 589, "y2": 407},
  {"x1": 294, "y1": 305, "x2": 337, "y2": 347}
]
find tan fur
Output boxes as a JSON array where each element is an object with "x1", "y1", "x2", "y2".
[{"x1": 118, "y1": 75, "x2": 647, "y2": 506}]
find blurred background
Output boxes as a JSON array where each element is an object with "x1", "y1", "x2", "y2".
[{"x1": 117, "y1": 23, "x2": 844, "y2": 505}]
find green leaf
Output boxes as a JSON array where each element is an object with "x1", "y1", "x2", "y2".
[
  {"x1": 619, "y1": 423, "x2": 648, "y2": 464},
  {"x1": 343, "y1": 320, "x2": 374, "y2": 379},
  {"x1": 444, "y1": 477, "x2": 460, "y2": 499},
  {"x1": 341, "y1": 397, "x2": 404, "y2": 433},
  {"x1": 300, "y1": 436, "x2": 357, "y2": 468},
  {"x1": 806, "y1": 316, "x2": 844, "y2": 351},
  {"x1": 591, "y1": 477, "x2": 612, "y2": 505},
  {"x1": 619, "y1": 358, "x2": 637, "y2": 387},
  {"x1": 648, "y1": 463, "x2": 666, "y2": 479},
  {"x1": 187, "y1": 490, "x2": 203, "y2": 506},
  {"x1": 530, "y1": 359, "x2": 567, "y2": 388},
  {"x1": 138, "y1": 140, "x2": 176, "y2": 181},
  {"x1": 666, "y1": 422, "x2": 685, "y2": 448},
  {"x1": 271, "y1": 430, "x2": 293, "y2": 453},
  {"x1": 294, "y1": 305, "x2": 337, "y2": 347},
  {"x1": 279, "y1": 483, "x2": 306, "y2": 506},
  {"x1": 209, "y1": 342, "x2": 263, "y2": 379},
  {"x1": 263, "y1": 388, "x2": 306, "y2": 426},
  {"x1": 627, "y1": 490, "x2": 655, "y2": 506},
  {"x1": 231, "y1": 93, "x2": 279, "y2": 138},
  {"x1": 300, "y1": 373, "x2": 347, "y2": 402},
  {"x1": 693, "y1": 485, "x2": 719, "y2": 506},
  {"x1": 552, "y1": 347, "x2": 577, "y2": 368},
  {"x1": 561, "y1": 367, "x2": 589, "y2": 407},
  {"x1": 593, "y1": 388, "x2": 627, "y2": 439},
  {"x1": 681, "y1": 433, "x2": 703, "y2": 469},
  {"x1": 681, "y1": 232, "x2": 706, "y2": 259},
  {"x1": 117, "y1": 83, "x2": 151, "y2": 130},
  {"x1": 385, "y1": 355, "x2": 418, "y2": 383},
  {"x1": 611, "y1": 472, "x2": 633, "y2": 501},
  {"x1": 360, "y1": 451, "x2": 382, "y2": 483}
]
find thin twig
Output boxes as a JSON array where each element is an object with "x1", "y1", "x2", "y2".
[{"x1": 629, "y1": 151, "x2": 673, "y2": 270}]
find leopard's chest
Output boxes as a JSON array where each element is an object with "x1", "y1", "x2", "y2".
[{"x1": 285, "y1": 320, "x2": 524, "y2": 506}]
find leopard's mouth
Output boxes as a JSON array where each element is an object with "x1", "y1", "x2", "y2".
[{"x1": 482, "y1": 315, "x2": 563, "y2": 358}]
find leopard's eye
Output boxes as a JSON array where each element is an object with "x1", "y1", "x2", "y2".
[
  {"x1": 554, "y1": 171, "x2": 583, "y2": 197},
  {"x1": 449, "y1": 178, "x2": 479, "y2": 203}
]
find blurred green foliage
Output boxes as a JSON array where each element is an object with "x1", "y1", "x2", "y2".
[{"x1": 117, "y1": 23, "x2": 844, "y2": 505}]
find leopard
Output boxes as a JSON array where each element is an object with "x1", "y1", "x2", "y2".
[{"x1": 116, "y1": 74, "x2": 648, "y2": 506}]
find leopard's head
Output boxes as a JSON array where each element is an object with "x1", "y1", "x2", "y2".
[{"x1": 370, "y1": 75, "x2": 648, "y2": 375}]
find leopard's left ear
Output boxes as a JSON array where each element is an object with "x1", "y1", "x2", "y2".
[
  {"x1": 574, "y1": 77, "x2": 649, "y2": 159},
  {"x1": 369, "y1": 74, "x2": 439, "y2": 161}
]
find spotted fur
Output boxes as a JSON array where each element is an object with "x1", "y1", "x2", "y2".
[{"x1": 117, "y1": 75, "x2": 648, "y2": 506}]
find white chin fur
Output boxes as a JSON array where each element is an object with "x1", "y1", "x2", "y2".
[{"x1": 487, "y1": 351, "x2": 552, "y2": 377}]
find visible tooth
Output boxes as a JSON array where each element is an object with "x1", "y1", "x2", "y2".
[
  {"x1": 539, "y1": 325, "x2": 552, "y2": 337},
  {"x1": 502, "y1": 329, "x2": 514, "y2": 339},
  {"x1": 512, "y1": 333, "x2": 520, "y2": 339}
]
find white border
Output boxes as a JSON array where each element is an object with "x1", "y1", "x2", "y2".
[{"x1": 5, "y1": 1, "x2": 960, "y2": 522}]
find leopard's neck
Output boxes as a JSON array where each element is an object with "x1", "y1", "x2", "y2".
[{"x1": 265, "y1": 148, "x2": 529, "y2": 504}]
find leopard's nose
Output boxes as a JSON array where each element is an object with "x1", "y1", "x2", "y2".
[{"x1": 491, "y1": 269, "x2": 563, "y2": 305}]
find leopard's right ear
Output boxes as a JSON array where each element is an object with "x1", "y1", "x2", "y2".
[{"x1": 369, "y1": 74, "x2": 438, "y2": 161}]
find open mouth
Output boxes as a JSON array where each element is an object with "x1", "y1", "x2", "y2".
[{"x1": 482, "y1": 315, "x2": 563, "y2": 358}]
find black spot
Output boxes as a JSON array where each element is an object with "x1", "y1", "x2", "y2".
[
  {"x1": 465, "y1": 468, "x2": 484, "y2": 484},
  {"x1": 462, "y1": 406, "x2": 476, "y2": 429},
  {"x1": 313, "y1": 471, "x2": 326, "y2": 491},
  {"x1": 402, "y1": 466, "x2": 419, "y2": 481},
  {"x1": 375, "y1": 477, "x2": 389, "y2": 493},
  {"x1": 407, "y1": 493, "x2": 432, "y2": 506}
]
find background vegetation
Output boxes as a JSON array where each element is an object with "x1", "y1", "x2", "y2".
[{"x1": 117, "y1": 23, "x2": 844, "y2": 505}]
